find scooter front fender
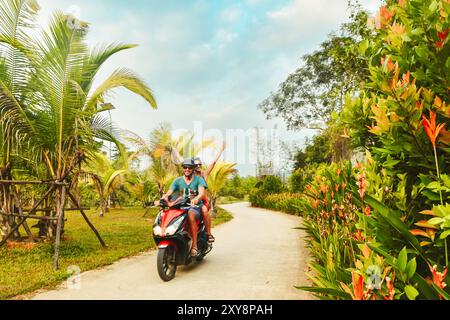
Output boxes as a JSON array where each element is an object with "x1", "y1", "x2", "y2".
[{"x1": 158, "y1": 240, "x2": 174, "y2": 249}]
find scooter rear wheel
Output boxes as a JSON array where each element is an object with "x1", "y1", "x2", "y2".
[{"x1": 157, "y1": 246, "x2": 177, "y2": 281}]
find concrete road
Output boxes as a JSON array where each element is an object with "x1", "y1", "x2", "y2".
[{"x1": 31, "y1": 202, "x2": 312, "y2": 300}]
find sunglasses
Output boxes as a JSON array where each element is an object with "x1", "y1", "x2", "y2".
[{"x1": 182, "y1": 166, "x2": 193, "y2": 170}]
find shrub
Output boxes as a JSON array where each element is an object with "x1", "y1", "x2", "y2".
[{"x1": 258, "y1": 175, "x2": 285, "y2": 194}]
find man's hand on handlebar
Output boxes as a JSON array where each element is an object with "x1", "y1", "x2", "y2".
[{"x1": 155, "y1": 198, "x2": 168, "y2": 207}]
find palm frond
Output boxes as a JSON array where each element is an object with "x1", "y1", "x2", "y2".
[
  {"x1": 104, "y1": 169, "x2": 127, "y2": 195},
  {"x1": 0, "y1": 80, "x2": 36, "y2": 145},
  {"x1": 86, "y1": 67, "x2": 157, "y2": 112},
  {"x1": 80, "y1": 43, "x2": 137, "y2": 93},
  {"x1": 0, "y1": 0, "x2": 40, "y2": 88},
  {"x1": 207, "y1": 162, "x2": 238, "y2": 197}
]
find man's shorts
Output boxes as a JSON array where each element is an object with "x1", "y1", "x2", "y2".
[{"x1": 188, "y1": 206, "x2": 202, "y2": 221}]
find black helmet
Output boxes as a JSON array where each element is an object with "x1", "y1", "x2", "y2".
[{"x1": 181, "y1": 158, "x2": 195, "y2": 168}]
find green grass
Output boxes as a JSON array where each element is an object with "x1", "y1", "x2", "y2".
[
  {"x1": 0, "y1": 206, "x2": 233, "y2": 300},
  {"x1": 212, "y1": 206, "x2": 234, "y2": 227}
]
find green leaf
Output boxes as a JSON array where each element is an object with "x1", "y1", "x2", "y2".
[
  {"x1": 406, "y1": 258, "x2": 417, "y2": 280},
  {"x1": 415, "y1": 46, "x2": 429, "y2": 59},
  {"x1": 295, "y1": 286, "x2": 351, "y2": 300},
  {"x1": 384, "y1": 159, "x2": 401, "y2": 168},
  {"x1": 427, "y1": 181, "x2": 443, "y2": 191},
  {"x1": 428, "y1": 217, "x2": 444, "y2": 225},
  {"x1": 397, "y1": 247, "x2": 408, "y2": 272},
  {"x1": 429, "y1": 0, "x2": 439, "y2": 13},
  {"x1": 440, "y1": 230, "x2": 450, "y2": 240},
  {"x1": 434, "y1": 204, "x2": 450, "y2": 217},
  {"x1": 446, "y1": 56, "x2": 450, "y2": 70},
  {"x1": 432, "y1": 284, "x2": 450, "y2": 300},
  {"x1": 441, "y1": 175, "x2": 450, "y2": 188},
  {"x1": 365, "y1": 196, "x2": 428, "y2": 263},
  {"x1": 412, "y1": 274, "x2": 440, "y2": 300},
  {"x1": 411, "y1": 28, "x2": 424, "y2": 36},
  {"x1": 359, "y1": 39, "x2": 369, "y2": 54},
  {"x1": 405, "y1": 285, "x2": 419, "y2": 300},
  {"x1": 401, "y1": 34, "x2": 411, "y2": 42},
  {"x1": 423, "y1": 190, "x2": 441, "y2": 201}
]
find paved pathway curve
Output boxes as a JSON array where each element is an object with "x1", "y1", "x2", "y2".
[{"x1": 31, "y1": 202, "x2": 312, "y2": 300}]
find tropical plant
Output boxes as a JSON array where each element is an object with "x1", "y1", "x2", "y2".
[
  {"x1": 220, "y1": 174, "x2": 257, "y2": 200},
  {"x1": 126, "y1": 123, "x2": 215, "y2": 196},
  {"x1": 126, "y1": 169, "x2": 158, "y2": 208},
  {"x1": 82, "y1": 147, "x2": 131, "y2": 217},
  {"x1": 0, "y1": 0, "x2": 157, "y2": 239},
  {"x1": 206, "y1": 162, "x2": 237, "y2": 211}
]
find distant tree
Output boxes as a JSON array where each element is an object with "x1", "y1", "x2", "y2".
[
  {"x1": 221, "y1": 174, "x2": 258, "y2": 199},
  {"x1": 290, "y1": 169, "x2": 305, "y2": 193},
  {"x1": 292, "y1": 149, "x2": 308, "y2": 171},
  {"x1": 256, "y1": 175, "x2": 285, "y2": 195},
  {"x1": 258, "y1": 3, "x2": 371, "y2": 130}
]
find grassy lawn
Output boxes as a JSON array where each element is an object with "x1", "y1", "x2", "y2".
[
  {"x1": 0, "y1": 206, "x2": 233, "y2": 300},
  {"x1": 212, "y1": 207, "x2": 234, "y2": 227}
]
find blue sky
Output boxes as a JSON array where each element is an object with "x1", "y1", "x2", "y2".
[{"x1": 38, "y1": 0, "x2": 381, "y2": 175}]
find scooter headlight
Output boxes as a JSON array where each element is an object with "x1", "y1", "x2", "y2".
[
  {"x1": 153, "y1": 226, "x2": 162, "y2": 236},
  {"x1": 165, "y1": 217, "x2": 184, "y2": 236}
]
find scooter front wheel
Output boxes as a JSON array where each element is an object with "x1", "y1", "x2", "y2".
[{"x1": 157, "y1": 246, "x2": 177, "y2": 281}]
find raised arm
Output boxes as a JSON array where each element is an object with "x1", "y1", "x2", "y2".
[
  {"x1": 204, "y1": 141, "x2": 226, "y2": 180},
  {"x1": 171, "y1": 144, "x2": 184, "y2": 164}
]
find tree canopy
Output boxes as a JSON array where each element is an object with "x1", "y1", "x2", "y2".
[{"x1": 258, "y1": 3, "x2": 372, "y2": 130}]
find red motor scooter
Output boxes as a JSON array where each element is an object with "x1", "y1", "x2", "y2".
[{"x1": 153, "y1": 197, "x2": 212, "y2": 281}]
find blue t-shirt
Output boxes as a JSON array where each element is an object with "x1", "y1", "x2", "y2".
[{"x1": 169, "y1": 175, "x2": 208, "y2": 205}]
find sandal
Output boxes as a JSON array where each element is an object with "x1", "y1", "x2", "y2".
[
  {"x1": 207, "y1": 234, "x2": 215, "y2": 243},
  {"x1": 190, "y1": 247, "x2": 199, "y2": 257}
]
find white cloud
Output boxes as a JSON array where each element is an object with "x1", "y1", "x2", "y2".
[
  {"x1": 214, "y1": 29, "x2": 238, "y2": 49},
  {"x1": 246, "y1": 0, "x2": 262, "y2": 6},
  {"x1": 28, "y1": 0, "x2": 382, "y2": 176},
  {"x1": 266, "y1": 0, "x2": 349, "y2": 42},
  {"x1": 360, "y1": 0, "x2": 382, "y2": 14},
  {"x1": 220, "y1": 5, "x2": 243, "y2": 22}
]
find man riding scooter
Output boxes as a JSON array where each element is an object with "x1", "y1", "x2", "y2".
[
  {"x1": 160, "y1": 158, "x2": 208, "y2": 257},
  {"x1": 171, "y1": 141, "x2": 227, "y2": 243}
]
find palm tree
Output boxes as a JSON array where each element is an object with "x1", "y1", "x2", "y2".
[
  {"x1": 126, "y1": 123, "x2": 215, "y2": 196},
  {"x1": 28, "y1": 12, "x2": 157, "y2": 180},
  {"x1": 126, "y1": 123, "x2": 176, "y2": 196},
  {"x1": 0, "y1": 0, "x2": 41, "y2": 239},
  {"x1": 172, "y1": 133, "x2": 215, "y2": 175},
  {"x1": 207, "y1": 162, "x2": 237, "y2": 212},
  {"x1": 82, "y1": 144, "x2": 131, "y2": 217},
  {"x1": 0, "y1": 1, "x2": 158, "y2": 238},
  {"x1": 127, "y1": 169, "x2": 158, "y2": 208}
]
